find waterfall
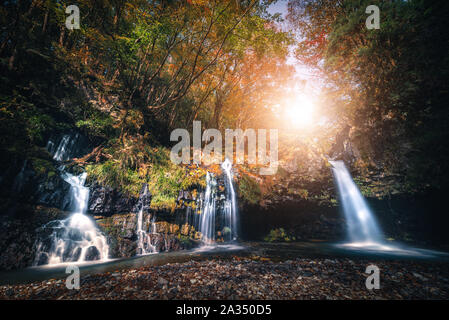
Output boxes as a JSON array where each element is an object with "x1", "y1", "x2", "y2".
[
  {"x1": 33, "y1": 134, "x2": 109, "y2": 266},
  {"x1": 221, "y1": 159, "x2": 238, "y2": 241},
  {"x1": 198, "y1": 172, "x2": 217, "y2": 244},
  {"x1": 194, "y1": 159, "x2": 238, "y2": 244},
  {"x1": 136, "y1": 185, "x2": 157, "y2": 255},
  {"x1": 329, "y1": 160, "x2": 449, "y2": 257},
  {"x1": 136, "y1": 208, "x2": 157, "y2": 255},
  {"x1": 330, "y1": 160, "x2": 384, "y2": 244},
  {"x1": 48, "y1": 133, "x2": 81, "y2": 162}
]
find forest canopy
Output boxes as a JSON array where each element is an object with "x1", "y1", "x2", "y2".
[
  {"x1": 1, "y1": 0, "x2": 449, "y2": 202},
  {"x1": 287, "y1": 0, "x2": 449, "y2": 191}
]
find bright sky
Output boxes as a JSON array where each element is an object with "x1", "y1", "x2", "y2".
[
  {"x1": 267, "y1": 0, "x2": 323, "y2": 94},
  {"x1": 267, "y1": 1, "x2": 327, "y2": 128}
]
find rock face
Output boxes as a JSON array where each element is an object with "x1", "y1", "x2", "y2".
[
  {"x1": 0, "y1": 207, "x2": 68, "y2": 270},
  {"x1": 0, "y1": 130, "x2": 93, "y2": 214},
  {"x1": 96, "y1": 209, "x2": 199, "y2": 259},
  {"x1": 84, "y1": 246, "x2": 100, "y2": 261},
  {"x1": 329, "y1": 125, "x2": 360, "y2": 164},
  {"x1": 46, "y1": 131, "x2": 91, "y2": 162},
  {"x1": 0, "y1": 219, "x2": 37, "y2": 270},
  {"x1": 134, "y1": 183, "x2": 152, "y2": 214},
  {"x1": 0, "y1": 159, "x2": 72, "y2": 212},
  {"x1": 87, "y1": 183, "x2": 137, "y2": 217},
  {"x1": 95, "y1": 183, "x2": 199, "y2": 259},
  {"x1": 240, "y1": 200, "x2": 345, "y2": 242}
]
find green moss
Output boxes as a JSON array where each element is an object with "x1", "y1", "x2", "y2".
[
  {"x1": 75, "y1": 108, "x2": 116, "y2": 139},
  {"x1": 179, "y1": 235, "x2": 194, "y2": 249},
  {"x1": 30, "y1": 157, "x2": 54, "y2": 177},
  {"x1": 87, "y1": 147, "x2": 207, "y2": 209},
  {"x1": 86, "y1": 160, "x2": 145, "y2": 197},
  {"x1": 264, "y1": 228, "x2": 296, "y2": 242},
  {"x1": 238, "y1": 173, "x2": 262, "y2": 204}
]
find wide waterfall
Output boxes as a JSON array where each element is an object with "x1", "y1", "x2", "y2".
[
  {"x1": 330, "y1": 160, "x2": 384, "y2": 244},
  {"x1": 33, "y1": 134, "x2": 109, "y2": 266},
  {"x1": 186, "y1": 159, "x2": 239, "y2": 244}
]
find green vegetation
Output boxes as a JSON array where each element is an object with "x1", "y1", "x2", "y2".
[
  {"x1": 1, "y1": 0, "x2": 448, "y2": 215},
  {"x1": 86, "y1": 146, "x2": 206, "y2": 208},
  {"x1": 264, "y1": 228, "x2": 296, "y2": 242},
  {"x1": 288, "y1": 0, "x2": 449, "y2": 193},
  {"x1": 0, "y1": 1, "x2": 293, "y2": 208},
  {"x1": 238, "y1": 173, "x2": 262, "y2": 205}
]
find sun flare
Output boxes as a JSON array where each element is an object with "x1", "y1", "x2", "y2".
[{"x1": 284, "y1": 94, "x2": 315, "y2": 128}]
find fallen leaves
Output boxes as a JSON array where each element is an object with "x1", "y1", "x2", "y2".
[{"x1": 0, "y1": 258, "x2": 448, "y2": 300}]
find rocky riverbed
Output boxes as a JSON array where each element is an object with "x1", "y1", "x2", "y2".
[{"x1": 1, "y1": 257, "x2": 448, "y2": 300}]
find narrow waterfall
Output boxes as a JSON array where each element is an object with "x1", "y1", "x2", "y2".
[
  {"x1": 198, "y1": 172, "x2": 217, "y2": 244},
  {"x1": 136, "y1": 184, "x2": 157, "y2": 255},
  {"x1": 330, "y1": 160, "x2": 384, "y2": 244},
  {"x1": 47, "y1": 132, "x2": 84, "y2": 162},
  {"x1": 136, "y1": 208, "x2": 157, "y2": 255},
  {"x1": 221, "y1": 159, "x2": 238, "y2": 241},
  {"x1": 33, "y1": 134, "x2": 109, "y2": 265}
]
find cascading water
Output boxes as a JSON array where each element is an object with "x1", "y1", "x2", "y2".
[
  {"x1": 191, "y1": 159, "x2": 238, "y2": 244},
  {"x1": 221, "y1": 159, "x2": 238, "y2": 241},
  {"x1": 136, "y1": 185, "x2": 157, "y2": 255},
  {"x1": 330, "y1": 160, "x2": 384, "y2": 245},
  {"x1": 33, "y1": 134, "x2": 109, "y2": 265},
  {"x1": 136, "y1": 209, "x2": 157, "y2": 255},
  {"x1": 47, "y1": 133, "x2": 82, "y2": 162},
  {"x1": 329, "y1": 160, "x2": 449, "y2": 257},
  {"x1": 198, "y1": 172, "x2": 217, "y2": 244}
]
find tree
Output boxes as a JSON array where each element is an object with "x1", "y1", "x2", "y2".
[{"x1": 288, "y1": 0, "x2": 449, "y2": 191}]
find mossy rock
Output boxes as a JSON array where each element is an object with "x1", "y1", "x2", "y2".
[{"x1": 264, "y1": 228, "x2": 296, "y2": 242}]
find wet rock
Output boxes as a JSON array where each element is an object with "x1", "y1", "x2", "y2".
[
  {"x1": 2, "y1": 158, "x2": 72, "y2": 210},
  {"x1": 84, "y1": 246, "x2": 100, "y2": 261},
  {"x1": 134, "y1": 184, "x2": 152, "y2": 214},
  {"x1": 88, "y1": 184, "x2": 138, "y2": 216},
  {"x1": 0, "y1": 207, "x2": 67, "y2": 271},
  {"x1": 35, "y1": 253, "x2": 49, "y2": 266}
]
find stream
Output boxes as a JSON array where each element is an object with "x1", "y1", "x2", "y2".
[{"x1": 1, "y1": 241, "x2": 447, "y2": 286}]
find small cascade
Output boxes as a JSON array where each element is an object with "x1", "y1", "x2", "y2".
[
  {"x1": 47, "y1": 133, "x2": 81, "y2": 162},
  {"x1": 329, "y1": 160, "x2": 384, "y2": 244},
  {"x1": 33, "y1": 133, "x2": 109, "y2": 266},
  {"x1": 135, "y1": 184, "x2": 157, "y2": 255},
  {"x1": 150, "y1": 214, "x2": 158, "y2": 235}
]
